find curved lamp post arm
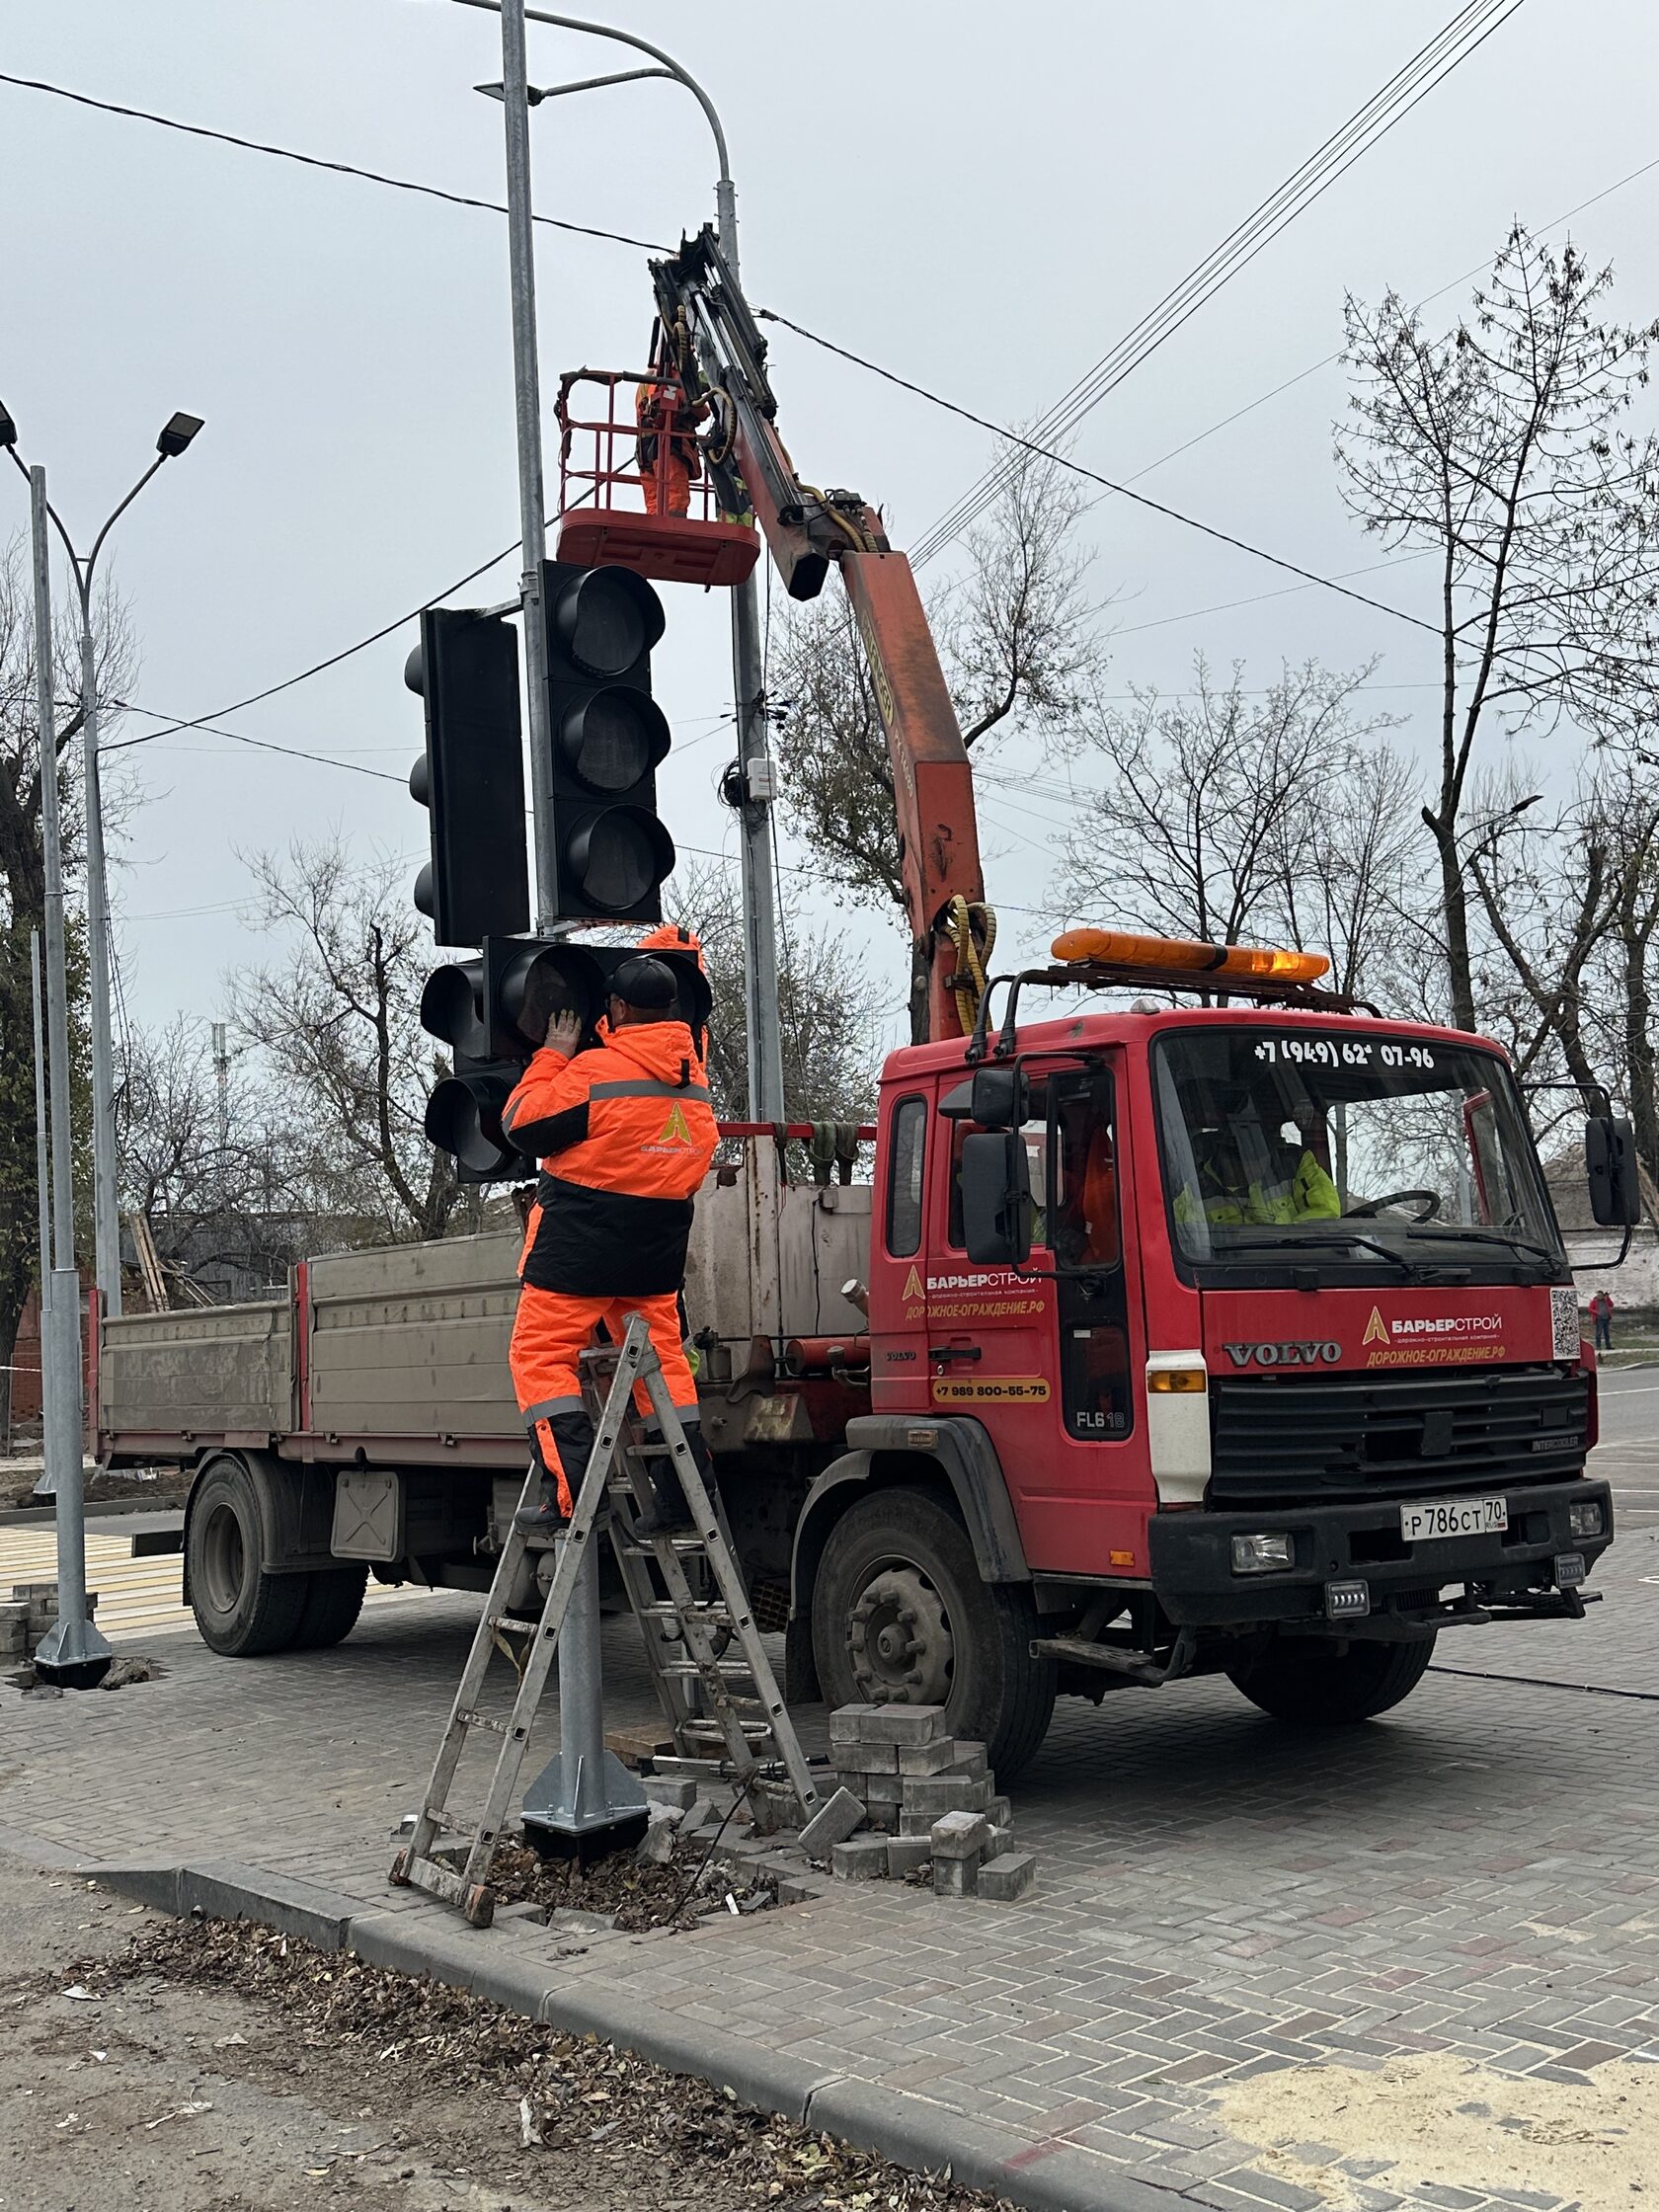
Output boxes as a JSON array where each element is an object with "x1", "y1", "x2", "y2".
[{"x1": 449, "y1": 0, "x2": 733, "y2": 196}]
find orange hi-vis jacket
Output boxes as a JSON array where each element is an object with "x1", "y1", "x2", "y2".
[{"x1": 501, "y1": 1017, "x2": 719, "y2": 1298}]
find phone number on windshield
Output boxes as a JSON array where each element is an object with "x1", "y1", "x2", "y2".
[{"x1": 1253, "y1": 1038, "x2": 1436, "y2": 1071}]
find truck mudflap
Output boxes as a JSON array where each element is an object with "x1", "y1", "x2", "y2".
[{"x1": 1147, "y1": 1478, "x2": 1614, "y2": 1631}]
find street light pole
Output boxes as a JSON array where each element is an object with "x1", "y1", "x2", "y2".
[
  {"x1": 454, "y1": 0, "x2": 787, "y2": 1120},
  {"x1": 3, "y1": 411, "x2": 203, "y2": 1323},
  {"x1": 28, "y1": 464, "x2": 112, "y2": 1689}
]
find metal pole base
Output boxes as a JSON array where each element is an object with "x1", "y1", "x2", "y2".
[
  {"x1": 33, "y1": 1613, "x2": 114, "y2": 1690},
  {"x1": 31, "y1": 1467, "x2": 57, "y2": 1501},
  {"x1": 518, "y1": 1532, "x2": 646, "y2": 1860}
]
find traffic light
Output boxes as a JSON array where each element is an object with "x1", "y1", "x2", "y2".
[
  {"x1": 407, "y1": 607, "x2": 529, "y2": 947},
  {"x1": 543, "y1": 561, "x2": 674, "y2": 922},
  {"x1": 421, "y1": 937, "x2": 713, "y2": 1180}
]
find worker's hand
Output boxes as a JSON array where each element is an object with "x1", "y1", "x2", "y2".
[{"x1": 545, "y1": 1010, "x2": 583, "y2": 1059}]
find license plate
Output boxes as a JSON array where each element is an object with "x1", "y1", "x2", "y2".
[{"x1": 1400, "y1": 1495, "x2": 1507, "y2": 1541}]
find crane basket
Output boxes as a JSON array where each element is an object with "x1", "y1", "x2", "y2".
[{"x1": 554, "y1": 368, "x2": 759, "y2": 589}]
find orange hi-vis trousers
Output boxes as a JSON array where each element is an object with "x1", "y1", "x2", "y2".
[{"x1": 509, "y1": 1286, "x2": 698, "y2": 1514}]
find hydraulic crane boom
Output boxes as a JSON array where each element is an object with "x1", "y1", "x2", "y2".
[{"x1": 649, "y1": 227, "x2": 991, "y2": 1042}]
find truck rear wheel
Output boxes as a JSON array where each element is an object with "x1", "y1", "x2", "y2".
[
  {"x1": 1225, "y1": 1632, "x2": 1437, "y2": 1724},
  {"x1": 812, "y1": 1485, "x2": 1056, "y2": 1780},
  {"x1": 293, "y1": 1564, "x2": 368, "y2": 1649},
  {"x1": 188, "y1": 1455, "x2": 308, "y2": 1657}
]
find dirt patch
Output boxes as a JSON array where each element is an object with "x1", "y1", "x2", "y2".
[
  {"x1": 65, "y1": 1904, "x2": 1011, "y2": 2209},
  {"x1": 2, "y1": 1463, "x2": 192, "y2": 1512},
  {"x1": 1219, "y1": 2049, "x2": 1659, "y2": 2208},
  {"x1": 488, "y1": 1834, "x2": 777, "y2": 1932}
]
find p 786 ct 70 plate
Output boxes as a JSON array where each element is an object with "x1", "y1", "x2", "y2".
[{"x1": 1400, "y1": 1494, "x2": 1508, "y2": 1542}]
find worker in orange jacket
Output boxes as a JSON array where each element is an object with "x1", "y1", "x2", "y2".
[
  {"x1": 501, "y1": 955, "x2": 720, "y2": 1537},
  {"x1": 635, "y1": 380, "x2": 703, "y2": 518}
]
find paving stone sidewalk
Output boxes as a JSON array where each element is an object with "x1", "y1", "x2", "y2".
[{"x1": 4, "y1": 1525, "x2": 1657, "y2": 2208}]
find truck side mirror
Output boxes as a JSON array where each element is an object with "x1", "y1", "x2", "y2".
[
  {"x1": 970, "y1": 1066, "x2": 1028, "y2": 1130},
  {"x1": 1587, "y1": 1115, "x2": 1641, "y2": 1227},
  {"x1": 961, "y1": 1130, "x2": 1033, "y2": 1267}
]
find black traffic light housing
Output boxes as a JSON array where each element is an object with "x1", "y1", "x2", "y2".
[
  {"x1": 421, "y1": 936, "x2": 713, "y2": 1182},
  {"x1": 407, "y1": 607, "x2": 529, "y2": 947},
  {"x1": 543, "y1": 561, "x2": 674, "y2": 921}
]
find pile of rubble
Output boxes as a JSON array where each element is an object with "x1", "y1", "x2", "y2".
[
  {"x1": 800, "y1": 1702, "x2": 1036, "y2": 1902},
  {"x1": 0, "y1": 1581, "x2": 99, "y2": 1664}
]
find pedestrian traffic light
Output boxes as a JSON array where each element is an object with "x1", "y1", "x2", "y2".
[
  {"x1": 407, "y1": 607, "x2": 529, "y2": 947},
  {"x1": 542, "y1": 561, "x2": 674, "y2": 922},
  {"x1": 421, "y1": 935, "x2": 714, "y2": 1180}
]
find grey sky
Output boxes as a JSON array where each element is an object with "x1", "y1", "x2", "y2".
[{"x1": 6, "y1": 0, "x2": 1658, "y2": 1050}]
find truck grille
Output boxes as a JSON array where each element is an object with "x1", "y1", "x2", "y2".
[{"x1": 1209, "y1": 1365, "x2": 1589, "y2": 1507}]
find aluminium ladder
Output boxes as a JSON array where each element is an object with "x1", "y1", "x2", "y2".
[{"x1": 390, "y1": 1312, "x2": 817, "y2": 1927}]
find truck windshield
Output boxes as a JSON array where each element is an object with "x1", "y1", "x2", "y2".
[{"x1": 1152, "y1": 1027, "x2": 1563, "y2": 1276}]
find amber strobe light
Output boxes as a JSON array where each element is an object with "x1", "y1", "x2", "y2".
[{"x1": 1053, "y1": 927, "x2": 1330, "y2": 985}]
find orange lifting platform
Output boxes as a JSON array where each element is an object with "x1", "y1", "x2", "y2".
[{"x1": 554, "y1": 368, "x2": 760, "y2": 590}]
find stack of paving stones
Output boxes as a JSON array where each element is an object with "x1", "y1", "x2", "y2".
[
  {"x1": 0, "y1": 1582, "x2": 99, "y2": 1663},
  {"x1": 798, "y1": 1703, "x2": 1036, "y2": 1902}
]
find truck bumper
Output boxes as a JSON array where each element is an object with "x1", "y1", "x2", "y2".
[{"x1": 1147, "y1": 1478, "x2": 1613, "y2": 1630}]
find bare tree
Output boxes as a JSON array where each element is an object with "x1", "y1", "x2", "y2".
[
  {"x1": 1338, "y1": 226, "x2": 1659, "y2": 1031},
  {"x1": 227, "y1": 838, "x2": 462, "y2": 1244},
  {"x1": 1058, "y1": 658, "x2": 1402, "y2": 981},
  {"x1": 0, "y1": 538, "x2": 134, "y2": 1435},
  {"x1": 667, "y1": 858, "x2": 886, "y2": 1126},
  {"x1": 771, "y1": 440, "x2": 1094, "y2": 1031}
]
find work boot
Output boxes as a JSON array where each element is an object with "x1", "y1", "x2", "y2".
[
  {"x1": 513, "y1": 1483, "x2": 570, "y2": 1540},
  {"x1": 631, "y1": 1460, "x2": 693, "y2": 1540}
]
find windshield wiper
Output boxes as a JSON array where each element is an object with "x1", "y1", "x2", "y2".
[
  {"x1": 1224, "y1": 1229, "x2": 1430, "y2": 1280},
  {"x1": 1401, "y1": 1224, "x2": 1560, "y2": 1270}
]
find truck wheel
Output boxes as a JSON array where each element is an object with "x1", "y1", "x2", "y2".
[
  {"x1": 812, "y1": 1486, "x2": 1056, "y2": 1780},
  {"x1": 293, "y1": 1565, "x2": 368, "y2": 1650},
  {"x1": 1225, "y1": 1633, "x2": 1437, "y2": 1724},
  {"x1": 187, "y1": 1455, "x2": 308, "y2": 1657}
]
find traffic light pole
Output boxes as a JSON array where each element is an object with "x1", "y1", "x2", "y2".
[
  {"x1": 499, "y1": 0, "x2": 559, "y2": 932},
  {"x1": 28, "y1": 466, "x2": 112, "y2": 1689}
]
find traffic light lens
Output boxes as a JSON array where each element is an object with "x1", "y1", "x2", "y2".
[
  {"x1": 553, "y1": 566, "x2": 667, "y2": 677},
  {"x1": 560, "y1": 689, "x2": 670, "y2": 793},
  {"x1": 566, "y1": 810, "x2": 675, "y2": 914}
]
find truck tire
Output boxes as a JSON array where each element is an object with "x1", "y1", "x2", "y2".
[
  {"x1": 1225, "y1": 1632, "x2": 1437, "y2": 1724},
  {"x1": 187, "y1": 1455, "x2": 309, "y2": 1657},
  {"x1": 812, "y1": 1485, "x2": 1056, "y2": 1780},
  {"x1": 293, "y1": 1564, "x2": 368, "y2": 1650}
]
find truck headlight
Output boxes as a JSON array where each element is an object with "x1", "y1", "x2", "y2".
[
  {"x1": 1568, "y1": 1499, "x2": 1605, "y2": 1540},
  {"x1": 1231, "y1": 1532, "x2": 1294, "y2": 1574}
]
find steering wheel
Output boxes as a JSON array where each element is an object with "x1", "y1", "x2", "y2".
[{"x1": 1347, "y1": 1187, "x2": 1442, "y2": 1223}]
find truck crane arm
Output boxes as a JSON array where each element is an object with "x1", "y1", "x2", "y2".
[{"x1": 650, "y1": 227, "x2": 992, "y2": 1043}]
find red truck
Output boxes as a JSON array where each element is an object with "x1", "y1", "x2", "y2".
[{"x1": 94, "y1": 229, "x2": 1636, "y2": 1778}]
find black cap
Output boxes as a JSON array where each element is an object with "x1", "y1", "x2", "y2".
[{"x1": 611, "y1": 954, "x2": 677, "y2": 1011}]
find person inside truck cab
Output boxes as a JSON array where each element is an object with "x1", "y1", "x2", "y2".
[{"x1": 1175, "y1": 1111, "x2": 1339, "y2": 1227}]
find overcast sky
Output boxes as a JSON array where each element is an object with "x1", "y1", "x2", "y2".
[{"x1": 6, "y1": 0, "x2": 1659, "y2": 1053}]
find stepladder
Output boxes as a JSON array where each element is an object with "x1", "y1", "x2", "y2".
[{"x1": 390, "y1": 1312, "x2": 819, "y2": 1926}]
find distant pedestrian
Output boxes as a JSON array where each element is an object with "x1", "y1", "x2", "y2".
[{"x1": 1590, "y1": 1288, "x2": 1615, "y2": 1352}]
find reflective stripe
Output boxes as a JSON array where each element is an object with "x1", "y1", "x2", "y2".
[
  {"x1": 522, "y1": 1395, "x2": 585, "y2": 1423},
  {"x1": 590, "y1": 1078, "x2": 712, "y2": 1104}
]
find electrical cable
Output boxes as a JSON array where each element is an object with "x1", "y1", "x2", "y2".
[
  {"x1": 908, "y1": 0, "x2": 1529, "y2": 567},
  {"x1": 756, "y1": 309, "x2": 1437, "y2": 637},
  {"x1": 108, "y1": 702, "x2": 407, "y2": 783},
  {"x1": 0, "y1": 70, "x2": 669, "y2": 252}
]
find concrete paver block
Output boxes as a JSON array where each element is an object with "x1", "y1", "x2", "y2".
[
  {"x1": 933, "y1": 1853, "x2": 978, "y2": 1898},
  {"x1": 798, "y1": 1784, "x2": 866, "y2": 1857},
  {"x1": 946, "y1": 1743, "x2": 988, "y2": 1780},
  {"x1": 896, "y1": 1735, "x2": 962, "y2": 1776},
  {"x1": 930, "y1": 1810, "x2": 989, "y2": 1860},
  {"x1": 831, "y1": 1835, "x2": 891, "y2": 1881},
  {"x1": 902, "y1": 1773, "x2": 992, "y2": 1816},
  {"x1": 979, "y1": 1851, "x2": 1037, "y2": 1903},
  {"x1": 857, "y1": 1702, "x2": 947, "y2": 1745},
  {"x1": 886, "y1": 1835, "x2": 932, "y2": 1877},
  {"x1": 986, "y1": 1821, "x2": 1014, "y2": 1859},
  {"x1": 642, "y1": 1774, "x2": 697, "y2": 1811},
  {"x1": 831, "y1": 1738, "x2": 900, "y2": 1773}
]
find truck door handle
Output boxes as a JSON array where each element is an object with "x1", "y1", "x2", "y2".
[{"x1": 928, "y1": 1345, "x2": 982, "y2": 1362}]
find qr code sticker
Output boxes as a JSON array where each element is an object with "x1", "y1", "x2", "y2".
[{"x1": 1551, "y1": 1286, "x2": 1581, "y2": 1360}]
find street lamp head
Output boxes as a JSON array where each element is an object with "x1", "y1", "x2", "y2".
[
  {"x1": 157, "y1": 411, "x2": 204, "y2": 458},
  {"x1": 474, "y1": 80, "x2": 545, "y2": 104},
  {"x1": 0, "y1": 401, "x2": 16, "y2": 449}
]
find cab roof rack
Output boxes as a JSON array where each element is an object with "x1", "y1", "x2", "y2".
[{"x1": 964, "y1": 961, "x2": 1374, "y2": 1066}]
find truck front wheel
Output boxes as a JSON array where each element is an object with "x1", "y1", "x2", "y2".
[
  {"x1": 812, "y1": 1486, "x2": 1056, "y2": 1780},
  {"x1": 1225, "y1": 1632, "x2": 1437, "y2": 1724},
  {"x1": 188, "y1": 1455, "x2": 309, "y2": 1657}
]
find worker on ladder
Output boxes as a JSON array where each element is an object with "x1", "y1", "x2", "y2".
[{"x1": 501, "y1": 955, "x2": 720, "y2": 1538}]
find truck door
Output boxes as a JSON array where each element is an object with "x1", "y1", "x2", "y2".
[{"x1": 929, "y1": 1060, "x2": 1145, "y2": 1575}]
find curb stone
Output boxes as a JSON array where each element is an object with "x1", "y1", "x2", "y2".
[{"x1": 12, "y1": 1831, "x2": 1187, "y2": 2212}]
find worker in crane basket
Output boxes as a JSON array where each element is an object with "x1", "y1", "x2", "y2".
[
  {"x1": 635, "y1": 378, "x2": 704, "y2": 518},
  {"x1": 500, "y1": 954, "x2": 720, "y2": 1538}
]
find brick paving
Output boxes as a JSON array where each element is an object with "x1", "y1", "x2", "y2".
[{"x1": 4, "y1": 1438, "x2": 1657, "y2": 2209}]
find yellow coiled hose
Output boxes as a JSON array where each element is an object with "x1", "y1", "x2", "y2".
[{"x1": 944, "y1": 895, "x2": 996, "y2": 1036}]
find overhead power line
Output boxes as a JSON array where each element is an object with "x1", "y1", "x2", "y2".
[
  {"x1": 908, "y1": 0, "x2": 1529, "y2": 568},
  {"x1": 0, "y1": 69, "x2": 670, "y2": 253},
  {"x1": 758, "y1": 309, "x2": 1437, "y2": 637}
]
